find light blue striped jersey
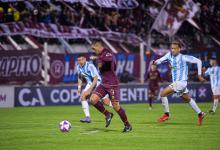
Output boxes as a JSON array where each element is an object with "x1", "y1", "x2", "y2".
[
  {"x1": 155, "y1": 52, "x2": 202, "y2": 82},
  {"x1": 77, "y1": 61, "x2": 101, "y2": 84},
  {"x1": 205, "y1": 66, "x2": 220, "y2": 89}
]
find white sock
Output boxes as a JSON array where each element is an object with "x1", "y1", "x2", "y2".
[
  {"x1": 81, "y1": 100, "x2": 90, "y2": 117},
  {"x1": 109, "y1": 101, "x2": 113, "y2": 107},
  {"x1": 161, "y1": 97, "x2": 170, "y2": 113},
  {"x1": 212, "y1": 99, "x2": 219, "y2": 112},
  {"x1": 189, "y1": 98, "x2": 201, "y2": 114}
]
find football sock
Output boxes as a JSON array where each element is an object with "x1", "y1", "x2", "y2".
[
  {"x1": 117, "y1": 107, "x2": 130, "y2": 127},
  {"x1": 109, "y1": 101, "x2": 113, "y2": 107},
  {"x1": 149, "y1": 97, "x2": 152, "y2": 107},
  {"x1": 212, "y1": 99, "x2": 219, "y2": 112},
  {"x1": 81, "y1": 100, "x2": 90, "y2": 117},
  {"x1": 189, "y1": 98, "x2": 201, "y2": 114},
  {"x1": 93, "y1": 101, "x2": 110, "y2": 116},
  {"x1": 161, "y1": 97, "x2": 170, "y2": 113}
]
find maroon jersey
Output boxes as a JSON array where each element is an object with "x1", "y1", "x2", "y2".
[
  {"x1": 147, "y1": 70, "x2": 160, "y2": 89},
  {"x1": 98, "y1": 48, "x2": 119, "y2": 87}
]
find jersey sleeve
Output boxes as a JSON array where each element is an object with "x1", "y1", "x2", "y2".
[
  {"x1": 155, "y1": 52, "x2": 170, "y2": 65},
  {"x1": 88, "y1": 64, "x2": 99, "y2": 78},
  {"x1": 76, "y1": 65, "x2": 80, "y2": 75},
  {"x1": 183, "y1": 55, "x2": 202, "y2": 75}
]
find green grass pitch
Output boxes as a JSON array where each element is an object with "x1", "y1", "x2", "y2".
[{"x1": 0, "y1": 103, "x2": 220, "y2": 150}]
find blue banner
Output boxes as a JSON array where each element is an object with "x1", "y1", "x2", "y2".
[{"x1": 14, "y1": 83, "x2": 212, "y2": 107}]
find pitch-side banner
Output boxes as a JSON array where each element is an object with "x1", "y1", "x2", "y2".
[
  {"x1": 0, "y1": 50, "x2": 43, "y2": 84},
  {"x1": 49, "y1": 53, "x2": 142, "y2": 83},
  {"x1": 0, "y1": 0, "x2": 139, "y2": 9},
  {"x1": 14, "y1": 83, "x2": 211, "y2": 107},
  {"x1": 152, "y1": 0, "x2": 199, "y2": 36},
  {"x1": 0, "y1": 86, "x2": 14, "y2": 108},
  {"x1": 0, "y1": 22, "x2": 141, "y2": 45}
]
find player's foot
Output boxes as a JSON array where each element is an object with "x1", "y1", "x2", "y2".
[
  {"x1": 158, "y1": 113, "x2": 169, "y2": 122},
  {"x1": 105, "y1": 112, "x2": 114, "y2": 128},
  {"x1": 122, "y1": 125, "x2": 132, "y2": 133},
  {"x1": 80, "y1": 116, "x2": 91, "y2": 123},
  {"x1": 198, "y1": 112, "x2": 205, "y2": 126},
  {"x1": 149, "y1": 107, "x2": 152, "y2": 110},
  {"x1": 208, "y1": 109, "x2": 215, "y2": 114}
]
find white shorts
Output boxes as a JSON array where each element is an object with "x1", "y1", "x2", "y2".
[
  {"x1": 169, "y1": 81, "x2": 189, "y2": 96},
  {"x1": 212, "y1": 86, "x2": 220, "y2": 96}
]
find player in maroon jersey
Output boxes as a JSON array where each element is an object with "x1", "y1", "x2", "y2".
[
  {"x1": 90, "y1": 41, "x2": 132, "y2": 133},
  {"x1": 146, "y1": 63, "x2": 161, "y2": 110}
]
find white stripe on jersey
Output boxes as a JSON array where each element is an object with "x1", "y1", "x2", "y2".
[
  {"x1": 205, "y1": 66, "x2": 220, "y2": 89},
  {"x1": 77, "y1": 61, "x2": 101, "y2": 84},
  {"x1": 155, "y1": 52, "x2": 202, "y2": 82}
]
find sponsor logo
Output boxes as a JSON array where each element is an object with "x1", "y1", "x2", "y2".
[
  {"x1": 0, "y1": 94, "x2": 6, "y2": 102},
  {"x1": 0, "y1": 55, "x2": 41, "y2": 77},
  {"x1": 50, "y1": 60, "x2": 65, "y2": 79},
  {"x1": 18, "y1": 88, "x2": 45, "y2": 106}
]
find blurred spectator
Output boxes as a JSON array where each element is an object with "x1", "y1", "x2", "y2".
[
  {"x1": 120, "y1": 71, "x2": 134, "y2": 83},
  {"x1": 0, "y1": 7, "x2": 4, "y2": 23}
]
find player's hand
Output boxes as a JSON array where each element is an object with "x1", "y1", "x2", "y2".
[
  {"x1": 152, "y1": 60, "x2": 157, "y2": 65},
  {"x1": 77, "y1": 89, "x2": 81, "y2": 96},
  {"x1": 198, "y1": 75, "x2": 206, "y2": 83}
]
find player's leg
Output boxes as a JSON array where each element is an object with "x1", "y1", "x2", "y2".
[
  {"x1": 209, "y1": 87, "x2": 220, "y2": 113},
  {"x1": 158, "y1": 85, "x2": 174, "y2": 122},
  {"x1": 209, "y1": 95, "x2": 219, "y2": 114},
  {"x1": 108, "y1": 86, "x2": 132, "y2": 132},
  {"x1": 181, "y1": 93, "x2": 205, "y2": 125},
  {"x1": 102, "y1": 95, "x2": 113, "y2": 107},
  {"x1": 148, "y1": 89, "x2": 153, "y2": 110},
  {"x1": 80, "y1": 85, "x2": 92, "y2": 123},
  {"x1": 90, "y1": 85, "x2": 113, "y2": 127}
]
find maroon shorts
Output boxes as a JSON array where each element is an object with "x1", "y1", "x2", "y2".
[
  {"x1": 93, "y1": 84, "x2": 119, "y2": 102},
  {"x1": 148, "y1": 86, "x2": 159, "y2": 96}
]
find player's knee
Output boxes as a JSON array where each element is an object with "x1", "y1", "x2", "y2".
[
  {"x1": 112, "y1": 101, "x2": 120, "y2": 111},
  {"x1": 160, "y1": 91, "x2": 166, "y2": 97},
  {"x1": 90, "y1": 94, "x2": 99, "y2": 105}
]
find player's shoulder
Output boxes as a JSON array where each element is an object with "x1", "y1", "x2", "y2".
[
  {"x1": 87, "y1": 62, "x2": 97, "y2": 70},
  {"x1": 76, "y1": 64, "x2": 80, "y2": 70},
  {"x1": 182, "y1": 54, "x2": 197, "y2": 60}
]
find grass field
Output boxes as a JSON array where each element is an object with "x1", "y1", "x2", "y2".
[{"x1": 0, "y1": 103, "x2": 220, "y2": 150}]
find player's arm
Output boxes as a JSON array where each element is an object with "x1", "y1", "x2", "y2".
[
  {"x1": 153, "y1": 52, "x2": 170, "y2": 65},
  {"x1": 204, "y1": 68, "x2": 210, "y2": 77},
  {"x1": 183, "y1": 55, "x2": 205, "y2": 82},
  {"x1": 77, "y1": 75, "x2": 83, "y2": 96}
]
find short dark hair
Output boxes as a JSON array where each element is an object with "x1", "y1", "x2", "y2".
[
  {"x1": 171, "y1": 40, "x2": 181, "y2": 48},
  {"x1": 77, "y1": 54, "x2": 86, "y2": 58}
]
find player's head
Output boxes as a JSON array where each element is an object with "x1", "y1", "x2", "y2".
[
  {"x1": 210, "y1": 57, "x2": 217, "y2": 66},
  {"x1": 77, "y1": 54, "x2": 86, "y2": 67},
  {"x1": 170, "y1": 41, "x2": 181, "y2": 56},
  {"x1": 91, "y1": 41, "x2": 104, "y2": 54}
]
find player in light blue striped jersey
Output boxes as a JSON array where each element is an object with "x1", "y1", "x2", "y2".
[
  {"x1": 204, "y1": 57, "x2": 220, "y2": 114},
  {"x1": 153, "y1": 41, "x2": 206, "y2": 125},
  {"x1": 77, "y1": 54, "x2": 111, "y2": 123}
]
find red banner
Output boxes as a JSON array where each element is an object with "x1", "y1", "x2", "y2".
[{"x1": 0, "y1": 50, "x2": 43, "y2": 84}]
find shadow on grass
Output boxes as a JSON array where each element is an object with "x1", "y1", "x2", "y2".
[
  {"x1": 85, "y1": 127, "x2": 118, "y2": 132},
  {"x1": 137, "y1": 121, "x2": 195, "y2": 126}
]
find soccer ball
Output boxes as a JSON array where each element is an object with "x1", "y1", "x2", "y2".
[{"x1": 59, "y1": 120, "x2": 71, "y2": 132}]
